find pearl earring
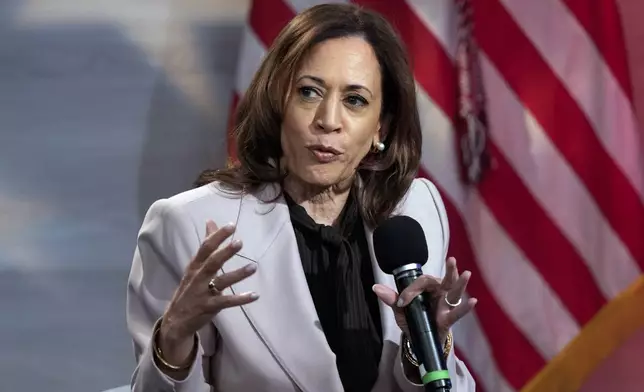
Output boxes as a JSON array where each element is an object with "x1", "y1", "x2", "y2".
[{"x1": 374, "y1": 141, "x2": 385, "y2": 152}]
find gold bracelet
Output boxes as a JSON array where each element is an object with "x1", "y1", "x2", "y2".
[
  {"x1": 402, "y1": 331, "x2": 453, "y2": 367},
  {"x1": 152, "y1": 320, "x2": 197, "y2": 371},
  {"x1": 402, "y1": 334, "x2": 420, "y2": 367},
  {"x1": 443, "y1": 330, "x2": 453, "y2": 359}
]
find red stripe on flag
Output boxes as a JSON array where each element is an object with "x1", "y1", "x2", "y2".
[
  {"x1": 249, "y1": 0, "x2": 296, "y2": 47},
  {"x1": 453, "y1": 347, "x2": 486, "y2": 392},
  {"x1": 353, "y1": 0, "x2": 456, "y2": 118},
  {"x1": 356, "y1": 0, "x2": 547, "y2": 385},
  {"x1": 474, "y1": 0, "x2": 644, "y2": 271},
  {"x1": 229, "y1": 0, "x2": 295, "y2": 163},
  {"x1": 480, "y1": 144, "x2": 607, "y2": 321},
  {"x1": 562, "y1": 0, "x2": 634, "y2": 101},
  {"x1": 349, "y1": 4, "x2": 607, "y2": 322},
  {"x1": 418, "y1": 169, "x2": 546, "y2": 388}
]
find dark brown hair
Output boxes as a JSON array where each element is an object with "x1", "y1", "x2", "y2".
[{"x1": 196, "y1": 3, "x2": 421, "y2": 227}]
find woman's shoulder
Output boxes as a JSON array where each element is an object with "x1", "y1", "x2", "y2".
[
  {"x1": 401, "y1": 177, "x2": 444, "y2": 208},
  {"x1": 142, "y1": 181, "x2": 246, "y2": 231},
  {"x1": 394, "y1": 177, "x2": 450, "y2": 260},
  {"x1": 156, "y1": 181, "x2": 242, "y2": 210}
]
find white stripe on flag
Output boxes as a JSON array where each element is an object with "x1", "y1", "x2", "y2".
[
  {"x1": 453, "y1": 310, "x2": 516, "y2": 392},
  {"x1": 465, "y1": 195, "x2": 581, "y2": 359},
  {"x1": 416, "y1": 89, "x2": 581, "y2": 360},
  {"x1": 415, "y1": 88, "x2": 466, "y2": 205},
  {"x1": 481, "y1": 53, "x2": 642, "y2": 299},
  {"x1": 500, "y1": 0, "x2": 644, "y2": 200},
  {"x1": 405, "y1": 0, "x2": 459, "y2": 58}
]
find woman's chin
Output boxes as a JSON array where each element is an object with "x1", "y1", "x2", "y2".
[{"x1": 292, "y1": 167, "x2": 346, "y2": 189}]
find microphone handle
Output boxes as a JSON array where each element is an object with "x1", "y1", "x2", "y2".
[{"x1": 395, "y1": 268, "x2": 452, "y2": 392}]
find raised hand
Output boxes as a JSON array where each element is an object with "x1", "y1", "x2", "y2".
[
  {"x1": 372, "y1": 257, "x2": 477, "y2": 344},
  {"x1": 157, "y1": 221, "x2": 259, "y2": 368}
]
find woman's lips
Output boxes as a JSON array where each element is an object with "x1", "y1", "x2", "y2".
[{"x1": 307, "y1": 145, "x2": 342, "y2": 163}]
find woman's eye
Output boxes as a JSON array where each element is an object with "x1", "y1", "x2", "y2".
[
  {"x1": 298, "y1": 86, "x2": 320, "y2": 99},
  {"x1": 346, "y1": 95, "x2": 368, "y2": 107}
]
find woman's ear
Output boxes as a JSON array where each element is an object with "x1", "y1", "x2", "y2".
[
  {"x1": 377, "y1": 115, "x2": 391, "y2": 142},
  {"x1": 373, "y1": 131, "x2": 381, "y2": 146},
  {"x1": 372, "y1": 122, "x2": 387, "y2": 153}
]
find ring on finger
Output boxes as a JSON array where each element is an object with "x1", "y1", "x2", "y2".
[
  {"x1": 208, "y1": 278, "x2": 221, "y2": 295},
  {"x1": 444, "y1": 295, "x2": 462, "y2": 307}
]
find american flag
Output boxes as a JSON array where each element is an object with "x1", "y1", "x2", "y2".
[{"x1": 226, "y1": 1, "x2": 644, "y2": 391}]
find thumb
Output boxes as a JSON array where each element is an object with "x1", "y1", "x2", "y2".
[{"x1": 372, "y1": 284, "x2": 399, "y2": 307}]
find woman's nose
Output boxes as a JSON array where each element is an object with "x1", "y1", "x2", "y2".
[{"x1": 314, "y1": 100, "x2": 342, "y2": 133}]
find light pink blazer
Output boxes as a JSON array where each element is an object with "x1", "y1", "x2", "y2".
[{"x1": 126, "y1": 178, "x2": 475, "y2": 392}]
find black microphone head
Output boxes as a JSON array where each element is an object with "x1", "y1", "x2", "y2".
[{"x1": 373, "y1": 215, "x2": 429, "y2": 274}]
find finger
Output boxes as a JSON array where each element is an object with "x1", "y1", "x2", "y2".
[
  {"x1": 445, "y1": 297, "x2": 478, "y2": 326},
  {"x1": 194, "y1": 222, "x2": 236, "y2": 264},
  {"x1": 202, "y1": 238, "x2": 243, "y2": 274},
  {"x1": 206, "y1": 220, "x2": 218, "y2": 236},
  {"x1": 211, "y1": 262, "x2": 258, "y2": 290},
  {"x1": 440, "y1": 257, "x2": 459, "y2": 291},
  {"x1": 397, "y1": 275, "x2": 441, "y2": 307},
  {"x1": 445, "y1": 270, "x2": 471, "y2": 305},
  {"x1": 184, "y1": 221, "x2": 220, "y2": 273},
  {"x1": 207, "y1": 291, "x2": 259, "y2": 311},
  {"x1": 372, "y1": 284, "x2": 399, "y2": 307}
]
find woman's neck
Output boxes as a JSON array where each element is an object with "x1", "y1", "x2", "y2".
[{"x1": 283, "y1": 175, "x2": 353, "y2": 226}]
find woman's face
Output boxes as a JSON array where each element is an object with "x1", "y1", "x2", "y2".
[{"x1": 281, "y1": 36, "x2": 383, "y2": 189}]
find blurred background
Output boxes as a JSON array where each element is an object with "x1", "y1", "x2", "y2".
[{"x1": 0, "y1": 1, "x2": 642, "y2": 391}]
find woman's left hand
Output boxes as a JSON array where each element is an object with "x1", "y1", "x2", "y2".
[{"x1": 372, "y1": 257, "x2": 477, "y2": 345}]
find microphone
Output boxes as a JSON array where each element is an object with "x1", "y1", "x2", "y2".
[{"x1": 373, "y1": 215, "x2": 451, "y2": 392}]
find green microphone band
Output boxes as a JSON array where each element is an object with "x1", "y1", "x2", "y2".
[{"x1": 421, "y1": 369, "x2": 450, "y2": 385}]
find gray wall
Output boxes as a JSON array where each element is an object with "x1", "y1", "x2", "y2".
[{"x1": 0, "y1": 1, "x2": 249, "y2": 391}]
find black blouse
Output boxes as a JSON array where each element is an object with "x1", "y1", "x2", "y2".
[{"x1": 284, "y1": 191, "x2": 383, "y2": 392}]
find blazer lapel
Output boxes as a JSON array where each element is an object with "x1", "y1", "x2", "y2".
[
  {"x1": 220, "y1": 184, "x2": 344, "y2": 392},
  {"x1": 364, "y1": 223, "x2": 402, "y2": 346}
]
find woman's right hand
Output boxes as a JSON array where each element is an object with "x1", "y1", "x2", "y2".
[{"x1": 157, "y1": 220, "x2": 259, "y2": 368}]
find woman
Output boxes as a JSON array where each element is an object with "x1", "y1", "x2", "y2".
[{"x1": 127, "y1": 3, "x2": 477, "y2": 392}]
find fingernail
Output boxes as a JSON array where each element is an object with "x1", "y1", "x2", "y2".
[
  {"x1": 245, "y1": 292, "x2": 259, "y2": 300},
  {"x1": 231, "y1": 239, "x2": 243, "y2": 248},
  {"x1": 206, "y1": 221, "x2": 216, "y2": 232},
  {"x1": 396, "y1": 297, "x2": 404, "y2": 307},
  {"x1": 244, "y1": 263, "x2": 257, "y2": 273}
]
